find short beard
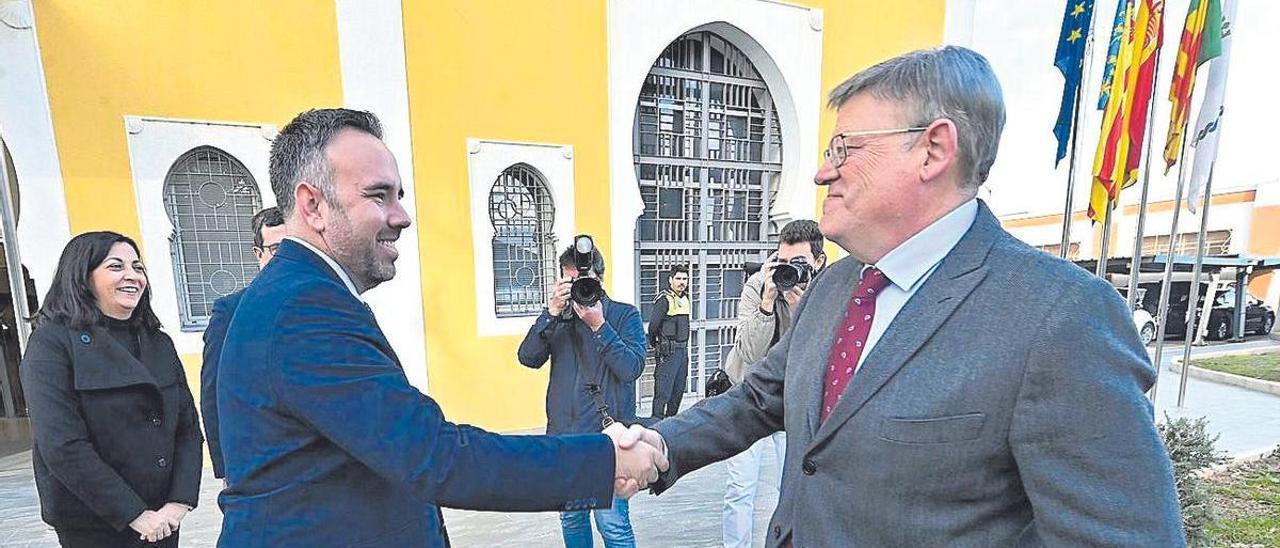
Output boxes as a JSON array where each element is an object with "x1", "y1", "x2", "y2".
[{"x1": 325, "y1": 204, "x2": 396, "y2": 293}]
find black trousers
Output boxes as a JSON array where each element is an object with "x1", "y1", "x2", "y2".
[
  {"x1": 56, "y1": 527, "x2": 179, "y2": 548},
  {"x1": 651, "y1": 345, "x2": 688, "y2": 418}
]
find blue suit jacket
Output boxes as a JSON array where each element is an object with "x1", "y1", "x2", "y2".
[
  {"x1": 216, "y1": 240, "x2": 614, "y2": 547},
  {"x1": 200, "y1": 289, "x2": 241, "y2": 479}
]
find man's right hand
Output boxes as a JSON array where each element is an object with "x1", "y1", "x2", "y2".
[
  {"x1": 603, "y1": 423, "x2": 669, "y2": 498},
  {"x1": 547, "y1": 277, "x2": 572, "y2": 317},
  {"x1": 129, "y1": 510, "x2": 173, "y2": 543},
  {"x1": 759, "y1": 254, "x2": 783, "y2": 312}
]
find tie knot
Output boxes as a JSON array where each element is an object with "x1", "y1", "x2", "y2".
[{"x1": 857, "y1": 267, "x2": 890, "y2": 297}]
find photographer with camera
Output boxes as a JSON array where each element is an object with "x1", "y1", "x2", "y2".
[
  {"x1": 517, "y1": 235, "x2": 646, "y2": 548},
  {"x1": 721, "y1": 220, "x2": 825, "y2": 548},
  {"x1": 646, "y1": 265, "x2": 691, "y2": 419}
]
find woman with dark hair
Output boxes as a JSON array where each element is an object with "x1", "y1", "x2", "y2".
[{"x1": 21, "y1": 231, "x2": 202, "y2": 547}]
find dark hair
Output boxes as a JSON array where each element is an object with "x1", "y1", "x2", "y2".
[
  {"x1": 250, "y1": 206, "x2": 284, "y2": 248},
  {"x1": 269, "y1": 108, "x2": 383, "y2": 217},
  {"x1": 558, "y1": 245, "x2": 606, "y2": 277},
  {"x1": 668, "y1": 264, "x2": 689, "y2": 278},
  {"x1": 779, "y1": 219, "x2": 825, "y2": 258},
  {"x1": 34, "y1": 231, "x2": 162, "y2": 331}
]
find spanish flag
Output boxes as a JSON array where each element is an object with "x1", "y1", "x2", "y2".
[
  {"x1": 1163, "y1": 0, "x2": 1222, "y2": 172},
  {"x1": 1088, "y1": 0, "x2": 1165, "y2": 225}
]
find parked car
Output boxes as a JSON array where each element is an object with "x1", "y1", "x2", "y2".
[
  {"x1": 1137, "y1": 281, "x2": 1275, "y2": 340},
  {"x1": 1118, "y1": 287, "x2": 1157, "y2": 345}
]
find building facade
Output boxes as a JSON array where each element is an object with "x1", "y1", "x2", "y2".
[{"x1": 0, "y1": 0, "x2": 948, "y2": 432}]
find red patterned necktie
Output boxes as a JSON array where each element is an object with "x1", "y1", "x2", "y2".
[{"x1": 820, "y1": 267, "x2": 890, "y2": 423}]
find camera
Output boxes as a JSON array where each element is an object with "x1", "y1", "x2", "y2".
[
  {"x1": 773, "y1": 258, "x2": 816, "y2": 291},
  {"x1": 562, "y1": 235, "x2": 604, "y2": 319},
  {"x1": 744, "y1": 257, "x2": 816, "y2": 292}
]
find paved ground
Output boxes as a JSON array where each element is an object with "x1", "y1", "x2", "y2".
[{"x1": 2, "y1": 336, "x2": 1277, "y2": 547}]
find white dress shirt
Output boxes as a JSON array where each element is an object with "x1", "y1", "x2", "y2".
[
  {"x1": 855, "y1": 199, "x2": 978, "y2": 369},
  {"x1": 285, "y1": 236, "x2": 363, "y2": 300}
]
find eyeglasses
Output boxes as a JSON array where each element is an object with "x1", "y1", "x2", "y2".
[
  {"x1": 823, "y1": 127, "x2": 928, "y2": 168},
  {"x1": 256, "y1": 243, "x2": 281, "y2": 255}
]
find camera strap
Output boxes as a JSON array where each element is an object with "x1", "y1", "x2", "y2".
[{"x1": 568, "y1": 316, "x2": 615, "y2": 429}]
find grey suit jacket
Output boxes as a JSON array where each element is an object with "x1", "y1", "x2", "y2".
[{"x1": 653, "y1": 202, "x2": 1184, "y2": 547}]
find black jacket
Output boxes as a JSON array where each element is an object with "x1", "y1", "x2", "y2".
[{"x1": 20, "y1": 321, "x2": 203, "y2": 531}]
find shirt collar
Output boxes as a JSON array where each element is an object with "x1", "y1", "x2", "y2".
[
  {"x1": 869, "y1": 198, "x2": 978, "y2": 291},
  {"x1": 285, "y1": 236, "x2": 363, "y2": 300}
]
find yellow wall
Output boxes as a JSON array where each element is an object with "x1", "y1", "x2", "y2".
[
  {"x1": 32, "y1": 1, "x2": 344, "y2": 425},
  {"x1": 810, "y1": 0, "x2": 949, "y2": 259},
  {"x1": 404, "y1": 0, "x2": 947, "y2": 430},
  {"x1": 402, "y1": 1, "x2": 611, "y2": 431},
  {"x1": 34, "y1": 0, "x2": 343, "y2": 238}
]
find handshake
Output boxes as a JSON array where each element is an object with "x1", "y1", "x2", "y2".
[{"x1": 603, "y1": 423, "x2": 669, "y2": 498}]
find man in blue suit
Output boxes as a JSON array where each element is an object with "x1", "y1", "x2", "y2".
[
  {"x1": 216, "y1": 108, "x2": 666, "y2": 547},
  {"x1": 200, "y1": 206, "x2": 284, "y2": 484}
]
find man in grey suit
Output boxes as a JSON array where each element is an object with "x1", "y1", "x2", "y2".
[{"x1": 620, "y1": 46, "x2": 1184, "y2": 546}]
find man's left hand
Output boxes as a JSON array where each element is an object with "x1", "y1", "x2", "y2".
[
  {"x1": 572, "y1": 301, "x2": 606, "y2": 332},
  {"x1": 782, "y1": 285, "x2": 805, "y2": 308}
]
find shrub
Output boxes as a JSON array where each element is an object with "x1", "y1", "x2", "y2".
[{"x1": 1158, "y1": 414, "x2": 1229, "y2": 547}]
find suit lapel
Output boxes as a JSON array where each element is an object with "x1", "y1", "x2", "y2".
[
  {"x1": 808, "y1": 203, "x2": 1002, "y2": 450},
  {"x1": 794, "y1": 259, "x2": 863, "y2": 438}
]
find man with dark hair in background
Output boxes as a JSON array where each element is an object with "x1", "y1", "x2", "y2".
[
  {"x1": 517, "y1": 243, "x2": 646, "y2": 548},
  {"x1": 720, "y1": 219, "x2": 825, "y2": 548},
  {"x1": 200, "y1": 206, "x2": 285, "y2": 484},
  {"x1": 647, "y1": 264, "x2": 690, "y2": 419}
]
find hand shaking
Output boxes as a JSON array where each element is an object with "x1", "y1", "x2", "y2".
[{"x1": 603, "y1": 423, "x2": 669, "y2": 498}]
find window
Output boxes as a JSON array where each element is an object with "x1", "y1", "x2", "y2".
[
  {"x1": 1035, "y1": 242, "x2": 1080, "y2": 260},
  {"x1": 162, "y1": 147, "x2": 262, "y2": 330},
  {"x1": 489, "y1": 164, "x2": 557, "y2": 317},
  {"x1": 634, "y1": 30, "x2": 783, "y2": 399},
  {"x1": 1142, "y1": 230, "x2": 1232, "y2": 256}
]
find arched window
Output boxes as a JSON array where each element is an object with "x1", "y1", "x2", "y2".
[
  {"x1": 490, "y1": 163, "x2": 557, "y2": 317},
  {"x1": 162, "y1": 146, "x2": 262, "y2": 330},
  {"x1": 634, "y1": 30, "x2": 783, "y2": 399}
]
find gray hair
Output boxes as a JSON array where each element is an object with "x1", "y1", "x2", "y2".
[
  {"x1": 269, "y1": 108, "x2": 383, "y2": 217},
  {"x1": 827, "y1": 46, "x2": 1005, "y2": 186}
]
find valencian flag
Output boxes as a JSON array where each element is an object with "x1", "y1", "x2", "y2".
[
  {"x1": 1163, "y1": 0, "x2": 1222, "y2": 172},
  {"x1": 1053, "y1": 0, "x2": 1095, "y2": 166},
  {"x1": 1097, "y1": 0, "x2": 1129, "y2": 110},
  {"x1": 1088, "y1": 0, "x2": 1165, "y2": 225}
]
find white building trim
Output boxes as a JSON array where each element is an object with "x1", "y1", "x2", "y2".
[
  {"x1": 467, "y1": 139, "x2": 575, "y2": 337},
  {"x1": 123, "y1": 116, "x2": 276, "y2": 355},
  {"x1": 335, "y1": 0, "x2": 430, "y2": 392},
  {"x1": 607, "y1": 0, "x2": 823, "y2": 304},
  {"x1": 0, "y1": 0, "x2": 71, "y2": 302},
  {"x1": 944, "y1": 0, "x2": 978, "y2": 47}
]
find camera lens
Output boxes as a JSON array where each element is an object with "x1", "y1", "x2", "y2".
[
  {"x1": 570, "y1": 277, "x2": 603, "y2": 306},
  {"x1": 773, "y1": 264, "x2": 800, "y2": 291}
]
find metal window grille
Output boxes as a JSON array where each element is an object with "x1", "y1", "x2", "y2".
[
  {"x1": 490, "y1": 164, "x2": 557, "y2": 317},
  {"x1": 162, "y1": 147, "x2": 262, "y2": 331},
  {"x1": 634, "y1": 31, "x2": 783, "y2": 403}
]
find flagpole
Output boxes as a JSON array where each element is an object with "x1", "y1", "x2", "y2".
[
  {"x1": 1125, "y1": 31, "x2": 1167, "y2": 310},
  {"x1": 1178, "y1": 164, "x2": 1215, "y2": 408},
  {"x1": 1149, "y1": 126, "x2": 1194, "y2": 405},
  {"x1": 1059, "y1": 88, "x2": 1083, "y2": 260},
  {"x1": 1095, "y1": 204, "x2": 1114, "y2": 277},
  {"x1": 1059, "y1": 3, "x2": 1102, "y2": 260}
]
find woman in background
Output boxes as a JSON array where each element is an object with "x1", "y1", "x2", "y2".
[{"x1": 21, "y1": 231, "x2": 201, "y2": 547}]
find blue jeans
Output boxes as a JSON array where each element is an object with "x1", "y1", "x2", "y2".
[
  {"x1": 723, "y1": 431, "x2": 787, "y2": 548},
  {"x1": 560, "y1": 496, "x2": 635, "y2": 547}
]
